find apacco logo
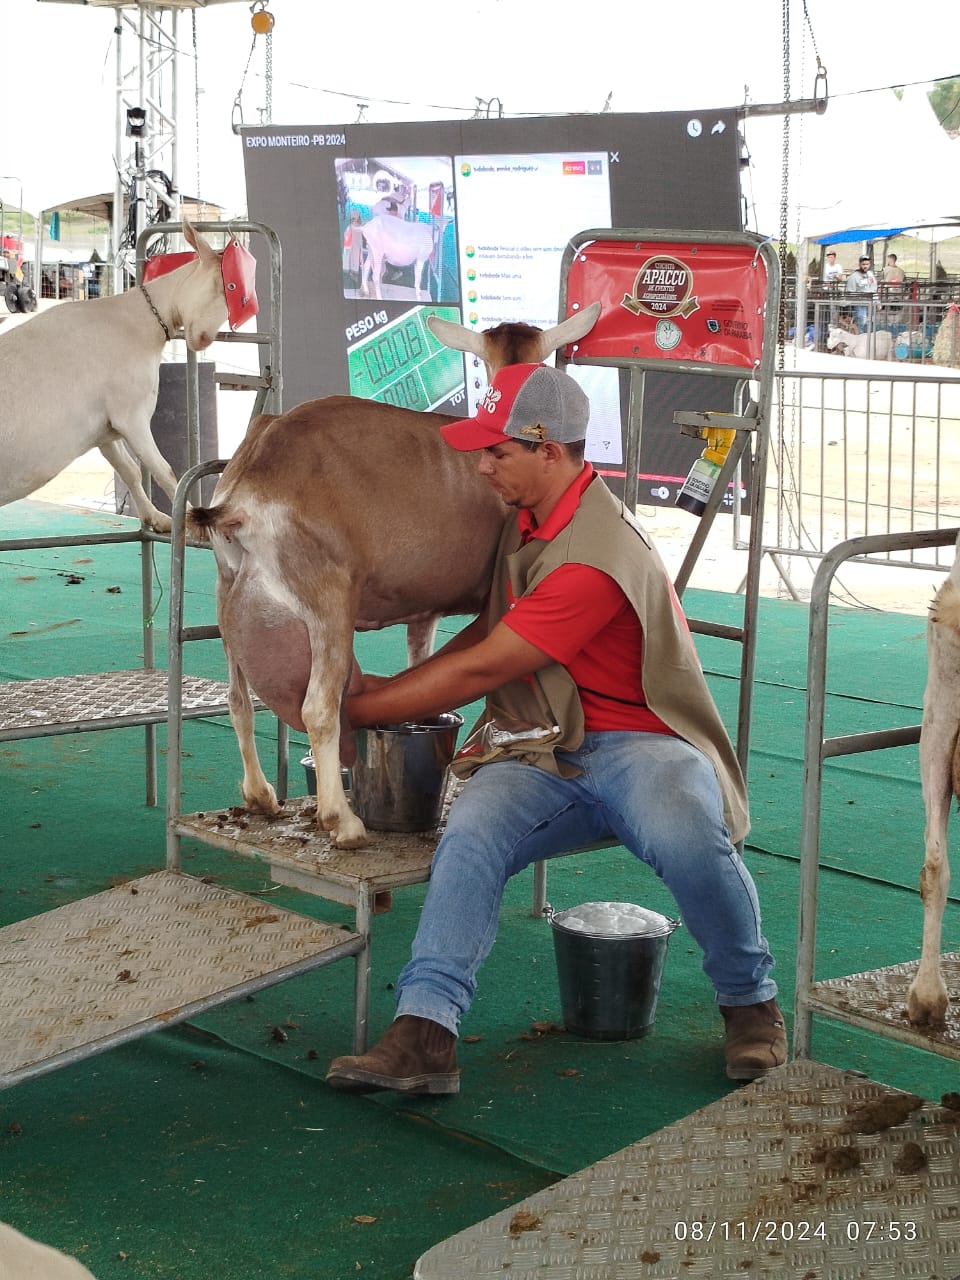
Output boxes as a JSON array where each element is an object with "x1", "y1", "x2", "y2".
[{"x1": 621, "y1": 255, "x2": 699, "y2": 320}]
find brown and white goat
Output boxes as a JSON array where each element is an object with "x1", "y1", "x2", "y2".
[
  {"x1": 908, "y1": 537, "x2": 960, "y2": 1026},
  {"x1": 0, "y1": 221, "x2": 229, "y2": 534},
  {"x1": 188, "y1": 304, "x2": 601, "y2": 848}
]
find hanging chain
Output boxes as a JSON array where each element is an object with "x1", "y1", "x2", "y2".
[
  {"x1": 774, "y1": 0, "x2": 791, "y2": 564},
  {"x1": 264, "y1": 27, "x2": 273, "y2": 124},
  {"x1": 232, "y1": 33, "x2": 258, "y2": 133},
  {"x1": 192, "y1": 11, "x2": 202, "y2": 202},
  {"x1": 801, "y1": 0, "x2": 823, "y2": 77},
  {"x1": 777, "y1": 0, "x2": 790, "y2": 372}
]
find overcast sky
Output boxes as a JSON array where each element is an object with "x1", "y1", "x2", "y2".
[{"x1": 3, "y1": 0, "x2": 958, "y2": 239}]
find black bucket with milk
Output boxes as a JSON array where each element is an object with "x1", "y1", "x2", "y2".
[{"x1": 545, "y1": 901, "x2": 680, "y2": 1040}]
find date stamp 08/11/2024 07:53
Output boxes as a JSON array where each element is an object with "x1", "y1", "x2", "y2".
[{"x1": 671, "y1": 1220, "x2": 921, "y2": 1246}]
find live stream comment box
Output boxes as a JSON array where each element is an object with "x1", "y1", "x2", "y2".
[{"x1": 453, "y1": 152, "x2": 621, "y2": 464}]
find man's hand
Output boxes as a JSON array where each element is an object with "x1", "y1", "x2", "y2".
[{"x1": 343, "y1": 621, "x2": 552, "y2": 730}]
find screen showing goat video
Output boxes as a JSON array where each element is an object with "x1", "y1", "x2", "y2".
[{"x1": 242, "y1": 111, "x2": 744, "y2": 500}]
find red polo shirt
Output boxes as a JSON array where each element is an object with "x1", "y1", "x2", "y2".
[{"x1": 502, "y1": 465, "x2": 678, "y2": 735}]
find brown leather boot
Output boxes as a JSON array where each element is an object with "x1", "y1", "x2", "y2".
[
  {"x1": 720, "y1": 999, "x2": 788, "y2": 1081},
  {"x1": 326, "y1": 1015, "x2": 460, "y2": 1095}
]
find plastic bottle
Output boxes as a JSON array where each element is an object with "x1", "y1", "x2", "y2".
[{"x1": 675, "y1": 427, "x2": 737, "y2": 517}]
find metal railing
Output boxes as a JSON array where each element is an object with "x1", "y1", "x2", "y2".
[{"x1": 762, "y1": 365, "x2": 960, "y2": 584}]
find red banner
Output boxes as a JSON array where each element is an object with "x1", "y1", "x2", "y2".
[{"x1": 564, "y1": 239, "x2": 769, "y2": 371}]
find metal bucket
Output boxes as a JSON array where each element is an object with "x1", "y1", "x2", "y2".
[
  {"x1": 300, "y1": 754, "x2": 350, "y2": 795},
  {"x1": 545, "y1": 901, "x2": 681, "y2": 1041},
  {"x1": 350, "y1": 713, "x2": 463, "y2": 833}
]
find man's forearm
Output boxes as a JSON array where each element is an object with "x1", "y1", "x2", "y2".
[
  {"x1": 345, "y1": 621, "x2": 552, "y2": 728},
  {"x1": 345, "y1": 649, "x2": 494, "y2": 727}
]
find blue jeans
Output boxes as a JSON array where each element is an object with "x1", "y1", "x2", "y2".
[{"x1": 396, "y1": 732, "x2": 777, "y2": 1035}]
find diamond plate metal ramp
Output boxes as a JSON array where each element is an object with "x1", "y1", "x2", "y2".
[
  {"x1": 808, "y1": 955, "x2": 960, "y2": 1060},
  {"x1": 0, "y1": 871, "x2": 362, "y2": 1088},
  {"x1": 0, "y1": 670, "x2": 235, "y2": 739},
  {"x1": 415, "y1": 1059, "x2": 960, "y2": 1279}
]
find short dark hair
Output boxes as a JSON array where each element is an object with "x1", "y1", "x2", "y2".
[{"x1": 516, "y1": 438, "x2": 586, "y2": 462}]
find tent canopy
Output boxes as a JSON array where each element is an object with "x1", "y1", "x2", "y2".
[
  {"x1": 811, "y1": 226, "x2": 912, "y2": 246},
  {"x1": 811, "y1": 219, "x2": 960, "y2": 247},
  {"x1": 44, "y1": 192, "x2": 222, "y2": 225}
]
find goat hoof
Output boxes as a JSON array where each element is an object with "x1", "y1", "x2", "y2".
[
  {"x1": 333, "y1": 833, "x2": 369, "y2": 850},
  {"x1": 906, "y1": 986, "x2": 949, "y2": 1028},
  {"x1": 324, "y1": 812, "x2": 368, "y2": 849},
  {"x1": 241, "y1": 785, "x2": 280, "y2": 816}
]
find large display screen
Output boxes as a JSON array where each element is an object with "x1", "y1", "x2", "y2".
[{"x1": 241, "y1": 111, "x2": 744, "y2": 501}]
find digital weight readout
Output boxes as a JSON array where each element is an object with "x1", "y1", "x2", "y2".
[{"x1": 348, "y1": 306, "x2": 465, "y2": 412}]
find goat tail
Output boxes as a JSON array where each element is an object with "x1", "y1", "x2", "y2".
[{"x1": 185, "y1": 504, "x2": 224, "y2": 542}]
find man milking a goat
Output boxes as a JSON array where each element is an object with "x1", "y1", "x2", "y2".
[{"x1": 326, "y1": 362, "x2": 786, "y2": 1095}]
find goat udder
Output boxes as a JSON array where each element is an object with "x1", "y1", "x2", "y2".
[{"x1": 224, "y1": 600, "x2": 313, "y2": 732}]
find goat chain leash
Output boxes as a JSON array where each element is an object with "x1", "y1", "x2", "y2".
[{"x1": 139, "y1": 283, "x2": 172, "y2": 341}]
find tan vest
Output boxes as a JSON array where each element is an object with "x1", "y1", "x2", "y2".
[{"x1": 450, "y1": 476, "x2": 749, "y2": 843}]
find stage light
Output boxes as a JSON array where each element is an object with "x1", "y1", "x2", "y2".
[{"x1": 126, "y1": 107, "x2": 147, "y2": 138}]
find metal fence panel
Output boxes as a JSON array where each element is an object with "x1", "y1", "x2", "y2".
[{"x1": 768, "y1": 366, "x2": 960, "y2": 575}]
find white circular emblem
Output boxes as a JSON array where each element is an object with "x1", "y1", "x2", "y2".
[
  {"x1": 654, "y1": 319, "x2": 682, "y2": 351},
  {"x1": 687, "y1": 118, "x2": 702, "y2": 138}
]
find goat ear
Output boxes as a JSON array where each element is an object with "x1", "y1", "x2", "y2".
[
  {"x1": 182, "y1": 219, "x2": 216, "y2": 262},
  {"x1": 536, "y1": 302, "x2": 601, "y2": 358},
  {"x1": 426, "y1": 314, "x2": 488, "y2": 358}
]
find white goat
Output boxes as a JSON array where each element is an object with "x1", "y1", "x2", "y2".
[
  {"x1": 908, "y1": 535, "x2": 959, "y2": 1026},
  {"x1": 0, "y1": 222, "x2": 229, "y2": 535},
  {"x1": 0, "y1": 1221, "x2": 96, "y2": 1279},
  {"x1": 360, "y1": 214, "x2": 434, "y2": 302},
  {"x1": 826, "y1": 326, "x2": 893, "y2": 361}
]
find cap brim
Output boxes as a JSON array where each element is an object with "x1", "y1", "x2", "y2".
[{"x1": 440, "y1": 418, "x2": 512, "y2": 451}]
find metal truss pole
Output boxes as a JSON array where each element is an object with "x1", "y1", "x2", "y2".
[{"x1": 113, "y1": 3, "x2": 183, "y2": 286}]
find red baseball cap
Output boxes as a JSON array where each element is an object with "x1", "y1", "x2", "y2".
[{"x1": 441, "y1": 363, "x2": 590, "y2": 452}]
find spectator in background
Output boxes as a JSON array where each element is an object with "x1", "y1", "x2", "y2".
[
  {"x1": 881, "y1": 252, "x2": 905, "y2": 286},
  {"x1": 819, "y1": 249, "x2": 845, "y2": 340},
  {"x1": 83, "y1": 261, "x2": 100, "y2": 299},
  {"x1": 844, "y1": 256, "x2": 877, "y2": 333},
  {"x1": 822, "y1": 249, "x2": 844, "y2": 285},
  {"x1": 879, "y1": 252, "x2": 906, "y2": 329}
]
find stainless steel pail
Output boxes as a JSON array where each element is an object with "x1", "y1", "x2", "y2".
[{"x1": 351, "y1": 713, "x2": 463, "y2": 833}]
